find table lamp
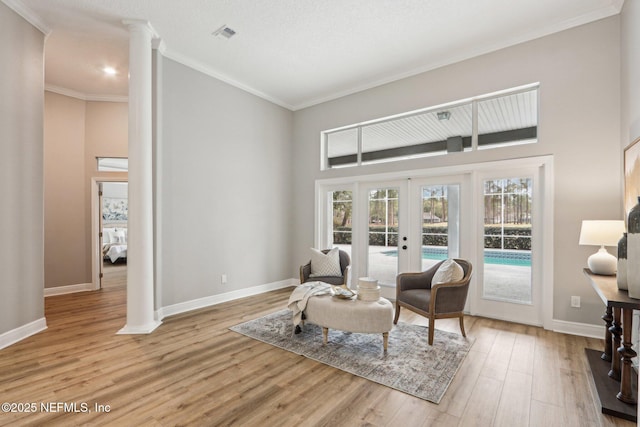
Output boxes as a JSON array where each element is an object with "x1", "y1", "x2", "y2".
[{"x1": 579, "y1": 220, "x2": 625, "y2": 275}]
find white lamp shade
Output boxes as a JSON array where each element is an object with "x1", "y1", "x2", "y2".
[{"x1": 579, "y1": 220, "x2": 625, "y2": 247}]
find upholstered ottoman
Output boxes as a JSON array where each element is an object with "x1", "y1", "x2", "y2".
[{"x1": 303, "y1": 294, "x2": 394, "y2": 350}]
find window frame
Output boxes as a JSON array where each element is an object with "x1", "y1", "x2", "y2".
[
  {"x1": 321, "y1": 83, "x2": 539, "y2": 170},
  {"x1": 97, "y1": 157, "x2": 129, "y2": 172}
]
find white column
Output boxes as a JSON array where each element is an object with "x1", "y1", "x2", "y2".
[{"x1": 118, "y1": 20, "x2": 161, "y2": 334}]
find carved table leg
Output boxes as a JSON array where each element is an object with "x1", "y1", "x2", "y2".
[
  {"x1": 617, "y1": 308, "x2": 638, "y2": 404},
  {"x1": 609, "y1": 307, "x2": 622, "y2": 381},
  {"x1": 602, "y1": 305, "x2": 613, "y2": 361}
]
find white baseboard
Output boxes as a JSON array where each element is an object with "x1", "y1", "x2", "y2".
[
  {"x1": 156, "y1": 278, "x2": 297, "y2": 320},
  {"x1": 44, "y1": 283, "x2": 95, "y2": 297},
  {"x1": 551, "y1": 318, "x2": 604, "y2": 339},
  {"x1": 0, "y1": 318, "x2": 47, "y2": 350}
]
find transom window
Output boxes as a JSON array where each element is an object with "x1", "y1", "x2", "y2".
[
  {"x1": 97, "y1": 157, "x2": 128, "y2": 172},
  {"x1": 322, "y1": 84, "x2": 538, "y2": 169}
]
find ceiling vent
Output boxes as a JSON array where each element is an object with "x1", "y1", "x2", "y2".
[{"x1": 212, "y1": 25, "x2": 237, "y2": 39}]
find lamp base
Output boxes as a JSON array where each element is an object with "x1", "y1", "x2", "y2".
[{"x1": 588, "y1": 247, "x2": 617, "y2": 276}]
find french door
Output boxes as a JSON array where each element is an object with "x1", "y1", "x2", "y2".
[
  {"x1": 360, "y1": 181, "x2": 408, "y2": 288},
  {"x1": 316, "y1": 157, "x2": 551, "y2": 327},
  {"x1": 409, "y1": 176, "x2": 465, "y2": 272},
  {"x1": 472, "y1": 168, "x2": 544, "y2": 325},
  {"x1": 322, "y1": 177, "x2": 465, "y2": 288}
]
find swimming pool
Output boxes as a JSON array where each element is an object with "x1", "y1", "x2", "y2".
[{"x1": 381, "y1": 246, "x2": 531, "y2": 267}]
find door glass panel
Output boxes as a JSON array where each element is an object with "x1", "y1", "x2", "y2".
[
  {"x1": 330, "y1": 190, "x2": 352, "y2": 259},
  {"x1": 483, "y1": 177, "x2": 532, "y2": 304},
  {"x1": 368, "y1": 188, "x2": 399, "y2": 286},
  {"x1": 421, "y1": 185, "x2": 460, "y2": 271}
]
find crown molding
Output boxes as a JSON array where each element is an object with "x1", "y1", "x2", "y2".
[
  {"x1": 7, "y1": 0, "x2": 623, "y2": 112},
  {"x1": 152, "y1": 38, "x2": 167, "y2": 54},
  {"x1": 292, "y1": 2, "x2": 624, "y2": 111},
  {"x1": 161, "y1": 48, "x2": 294, "y2": 111},
  {"x1": 293, "y1": 3, "x2": 623, "y2": 111},
  {"x1": 122, "y1": 19, "x2": 160, "y2": 39},
  {"x1": 45, "y1": 84, "x2": 128, "y2": 103},
  {"x1": 1, "y1": 0, "x2": 51, "y2": 36}
]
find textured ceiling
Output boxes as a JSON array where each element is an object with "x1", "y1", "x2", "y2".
[{"x1": 8, "y1": 0, "x2": 624, "y2": 110}]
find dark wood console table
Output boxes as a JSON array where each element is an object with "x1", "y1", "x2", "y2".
[{"x1": 584, "y1": 268, "x2": 638, "y2": 422}]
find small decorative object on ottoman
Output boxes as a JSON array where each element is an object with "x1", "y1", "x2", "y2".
[{"x1": 357, "y1": 277, "x2": 380, "y2": 301}]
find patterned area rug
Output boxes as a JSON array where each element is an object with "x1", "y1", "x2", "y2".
[{"x1": 230, "y1": 309, "x2": 473, "y2": 403}]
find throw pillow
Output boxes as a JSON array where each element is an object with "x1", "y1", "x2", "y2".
[
  {"x1": 309, "y1": 247, "x2": 342, "y2": 277},
  {"x1": 112, "y1": 231, "x2": 126, "y2": 244},
  {"x1": 432, "y1": 259, "x2": 464, "y2": 285}
]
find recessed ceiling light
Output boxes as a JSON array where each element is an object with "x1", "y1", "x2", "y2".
[
  {"x1": 212, "y1": 24, "x2": 237, "y2": 39},
  {"x1": 103, "y1": 66, "x2": 117, "y2": 76}
]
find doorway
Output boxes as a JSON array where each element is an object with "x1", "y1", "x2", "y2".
[
  {"x1": 100, "y1": 182, "x2": 128, "y2": 288},
  {"x1": 92, "y1": 177, "x2": 128, "y2": 290}
]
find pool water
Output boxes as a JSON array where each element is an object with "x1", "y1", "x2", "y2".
[{"x1": 381, "y1": 246, "x2": 531, "y2": 267}]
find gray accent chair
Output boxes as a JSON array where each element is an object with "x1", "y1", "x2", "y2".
[
  {"x1": 299, "y1": 249, "x2": 351, "y2": 286},
  {"x1": 394, "y1": 259, "x2": 472, "y2": 345}
]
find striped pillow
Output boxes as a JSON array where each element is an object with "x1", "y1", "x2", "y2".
[{"x1": 309, "y1": 247, "x2": 342, "y2": 277}]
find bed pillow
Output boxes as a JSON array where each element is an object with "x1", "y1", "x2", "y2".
[
  {"x1": 103, "y1": 228, "x2": 116, "y2": 244},
  {"x1": 112, "y1": 230, "x2": 126, "y2": 244},
  {"x1": 432, "y1": 259, "x2": 464, "y2": 285},
  {"x1": 309, "y1": 247, "x2": 342, "y2": 277}
]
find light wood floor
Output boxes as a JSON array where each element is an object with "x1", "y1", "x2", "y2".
[
  {"x1": 101, "y1": 260, "x2": 127, "y2": 288},
  {"x1": 0, "y1": 286, "x2": 635, "y2": 427}
]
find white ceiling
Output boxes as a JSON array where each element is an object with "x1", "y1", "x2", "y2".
[{"x1": 8, "y1": 0, "x2": 623, "y2": 110}]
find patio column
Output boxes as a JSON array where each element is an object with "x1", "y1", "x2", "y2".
[{"x1": 118, "y1": 19, "x2": 160, "y2": 334}]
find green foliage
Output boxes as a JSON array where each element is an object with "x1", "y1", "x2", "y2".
[
  {"x1": 332, "y1": 224, "x2": 532, "y2": 249},
  {"x1": 333, "y1": 230, "x2": 352, "y2": 244}
]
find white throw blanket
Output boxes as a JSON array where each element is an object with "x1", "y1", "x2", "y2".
[{"x1": 287, "y1": 281, "x2": 333, "y2": 328}]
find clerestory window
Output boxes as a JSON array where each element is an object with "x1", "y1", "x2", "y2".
[{"x1": 322, "y1": 84, "x2": 538, "y2": 170}]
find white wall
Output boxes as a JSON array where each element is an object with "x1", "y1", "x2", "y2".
[
  {"x1": 622, "y1": 0, "x2": 640, "y2": 144},
  {"x1": 0, "y1": 3, "x2": 45, "y2": 335},
  {"x1": 157, "y1": 57, "x2": 294, "y2": 307},
  {"x1": 620, "y1": 0, "x2": 640, "y2": 372},
  {"x1": 43, "y1": 93, "x2": 128, "y2": 289},
  {"x1": 292, "y1": 17, "x2": 622, "y2": 325},
  {"x1": 44, "y1": 92, "x2": 88, "y2": 288}
]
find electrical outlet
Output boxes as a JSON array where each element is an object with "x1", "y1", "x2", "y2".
[
  {"x1": 571, "y1": 296, "x2": 580, "y2": 308},
  {"x1": 221, "y1": 274, "x2": 227, "y2": 284}
]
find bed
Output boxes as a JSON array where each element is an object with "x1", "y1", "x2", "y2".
[{"x1": 102, "y1": 226, "x2": 127, "y2": 263}]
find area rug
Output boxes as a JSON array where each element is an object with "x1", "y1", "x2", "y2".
[{"x1": 229, "y1": 309, "x2": 473, "y2": 403}]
